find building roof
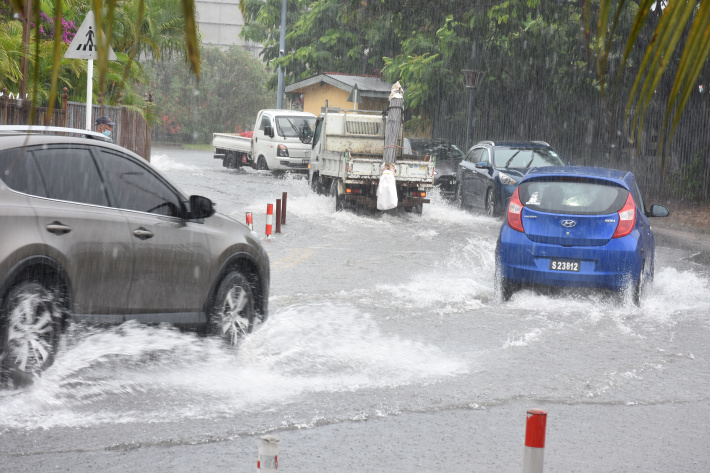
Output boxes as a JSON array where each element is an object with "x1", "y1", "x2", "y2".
[{"x1": 285, "y1": 73, "x2": 392, "y2": 98}]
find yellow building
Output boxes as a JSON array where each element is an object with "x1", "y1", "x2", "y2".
[{"x1": 285, "y1": 73, "x2": 393, "y2": 116}]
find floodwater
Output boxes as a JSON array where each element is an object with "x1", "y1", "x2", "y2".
[{"x1": 1, "y1": 148, "x2": 709, "y2": 472}]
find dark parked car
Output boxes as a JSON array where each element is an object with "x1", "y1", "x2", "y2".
[
  {"x1": 403, "y1": 138, "x2": 466, "y2": 199},
  {"x1": 456, "y1": 141, "x2": 565, "y2": 216},
  {"x1": 495, "y1": 166, "x2": 669, "y2": 305},
  {"x1": 0, "y1": 126, "x2": 270, "y2": 385}
]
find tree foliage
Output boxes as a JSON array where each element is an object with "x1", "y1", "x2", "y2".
[
  {"x1": 5, "y1": 0, "x2": 199, "y2": 120},
  {"x1": 146, "y1": 46, "x2": 275, "y2": 143},
  {"x1": 240, "y1": 0, "x2": 708, "y2": 156}
]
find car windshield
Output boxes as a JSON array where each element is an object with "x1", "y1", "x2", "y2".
[
  {"x1": 276, "y1": 116, "x2": 316, "y2": 138},
  {"x1": 409, "y1": 141, "x2": 465, "y2": 161},
  {"x1": 518, "y1": 178, "x2": 629, "y2": 215},
  {"x1": 494, "y1": 148, "x2": 564, "y2": 169}
]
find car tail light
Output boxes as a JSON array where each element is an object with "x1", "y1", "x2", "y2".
[
  {"x1": 507, "y1": 187, "x2": 524, "y2": 233},
  {"x1": 612, "y1": 192, "x2": 636, "y2": 239},
  {"x1": 277, "y1": 144, "x2": 289, "y2": 157}
]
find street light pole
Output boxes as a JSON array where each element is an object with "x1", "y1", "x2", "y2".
[
  {"x1": 464, "y1": 41, "x2": 477, "y2": 151},
  {"x1": 276, "y1": 0, "x2": 287, "y2": 109},
  {"x1": 466, "y1": 85, "x2": 475, "y2": 151}
]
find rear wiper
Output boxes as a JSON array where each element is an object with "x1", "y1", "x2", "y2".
[{"x1": 504, "y1": 150, "x2": 521, "y2": 168}]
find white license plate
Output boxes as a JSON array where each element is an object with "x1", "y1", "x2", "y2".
[{"x1": 549, "y1": 259, "x2": 580, "y2": 272}]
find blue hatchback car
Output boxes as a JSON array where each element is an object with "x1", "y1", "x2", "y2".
[{"x1": 495, "y1": 166, "x2": 670, "y2": 305}]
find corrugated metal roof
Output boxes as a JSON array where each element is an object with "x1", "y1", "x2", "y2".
[{"x1": 285, "y1": 73, "x2": 392, "y2": 98}]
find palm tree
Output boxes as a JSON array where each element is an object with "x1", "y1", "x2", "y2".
[{"x1": 588, "y1": 0, "x2": 710, "y2": 171}]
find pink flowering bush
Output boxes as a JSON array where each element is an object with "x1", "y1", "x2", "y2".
[{"x1": 33, "y1": 11, "x2": 78, "y2": 44}]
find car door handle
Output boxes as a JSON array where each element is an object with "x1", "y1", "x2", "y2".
[
  {"x1": 132, "y1": 227, "x2": 154, "y2": 240},
  {"x1": 46, "y1": 221, "x2": 72, "y2": 235}
]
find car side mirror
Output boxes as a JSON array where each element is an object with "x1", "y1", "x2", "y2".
[
  {"x1": 300, "y1": 126, "x2": 313, "y2": 144},
  {"x1": 189, "y1": 195, "x2": 215, "y2": 219},
  {"x1": 648, "y1": 204, "x2": 669, "y2": 218},
  {"x1": 475, "y1": 161, "x2": 491, "y2": 169},
  {"x1": 264, "y1": 125, "x2": 274, "y2": 138}
]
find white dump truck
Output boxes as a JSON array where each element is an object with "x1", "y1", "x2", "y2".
[
  {"x1": 306, "y1": 107, "x2": 435, "y2": 214},
  {"x1": 213, "y1": 109, "x2": 316, "y2": 172}
]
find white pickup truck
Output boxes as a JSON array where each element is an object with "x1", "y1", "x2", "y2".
[
  {"x1": 213, "y1": 109, "x2": 316, "y2": 172},
  {"x1": 307, "y1": 108, "x2": 434, "y2": 214}
]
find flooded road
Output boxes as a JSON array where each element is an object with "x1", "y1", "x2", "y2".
[{"x1": 2, "y1": 148, "x2": 709, "y2": 472}]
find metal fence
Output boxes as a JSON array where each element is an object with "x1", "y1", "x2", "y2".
[
  {"x1": 0, "y1": 88, "x2": 152, "y2": 162},
  {"x1": 431, "y1": 91, "x2": 710, "y2": 204}
]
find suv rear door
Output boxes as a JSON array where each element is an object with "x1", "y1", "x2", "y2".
[{"x1": 30, "y1": 145, "x2": 133, "y2": 321}]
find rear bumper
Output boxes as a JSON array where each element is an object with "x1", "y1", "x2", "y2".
[{"x1": 496, "y1": 224, "x2": 644, "y2": 291}]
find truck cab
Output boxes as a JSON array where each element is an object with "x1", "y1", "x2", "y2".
[{"x1": 252, "y1": 109, "x2": 316, "y2": 172}]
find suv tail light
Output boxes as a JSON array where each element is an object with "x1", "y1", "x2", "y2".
[
  {"x1": 507, "y1": 187, "x2": 524, "y2": 233},
  {"x1": 612, "y1": 192, "x2": 636, "y2": 238}
]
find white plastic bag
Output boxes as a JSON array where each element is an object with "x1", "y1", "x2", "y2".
[{"x1": 377, "y1": 169, "x2": 398, "y2": 210}]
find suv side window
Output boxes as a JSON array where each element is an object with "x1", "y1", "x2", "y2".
[
  {"x1": 0, "y1": 147, "x2": 47, "y2": 197},
  {"x1": 33, "y1": 146, "x2": 108, "y2": 206},
  {"x1": 471, "y1": 148, "x2": 484, "y2": 163},
  {"x1": 98, "y1": 149, "x2": 183, "y2": 217}
]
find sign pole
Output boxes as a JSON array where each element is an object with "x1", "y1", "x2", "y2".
[
  {"x1": 86, "y1": 59, "x2": 93, "y2": 130},
  {"x1": 65, "y1": 10, "x2": 116, "y2": 131}
]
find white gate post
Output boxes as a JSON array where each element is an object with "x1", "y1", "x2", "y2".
[{"x1": 257, "y1": 435, "x2": 279, "y2": 472}]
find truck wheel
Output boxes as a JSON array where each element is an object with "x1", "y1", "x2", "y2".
[
  {"x1": 406, "y1": 204, "x2": 423, "y2": 216},
  {"x1": 330, "y1": 180, "x2": 345, "y2": 211},
  {"x1": 311, "y1": 174, "x2": 324, "y2": 195},
  {"x1": 226, "y1": 152, "x2": 238, "y2": 169},
  {"x1": 221, "y1": 150, "x2": 230, "y2": 168},
  {"x1": 256, "y1": 156, "x2": 269, "y2": 171}
]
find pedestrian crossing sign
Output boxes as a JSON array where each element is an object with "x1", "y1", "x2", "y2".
[{"x1": 64, "y1": 10, "x2": 117, "y2": 60}]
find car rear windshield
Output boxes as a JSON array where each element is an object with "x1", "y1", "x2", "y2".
[
  {"x1": 518, "y1": 178, "x2": 629, "y2": 215},
  {"x1": 494, "y1": 148, "x2": 564, "y2": 169}
]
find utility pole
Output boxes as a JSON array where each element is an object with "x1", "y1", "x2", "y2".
[{"x1": 276, "y1": 0, "x2": 286, "y2": 109}]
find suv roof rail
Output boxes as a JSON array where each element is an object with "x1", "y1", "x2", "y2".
[
  {"x1": 0, "y1": 125, "x2": 112, "y2": 142},
  {"x1": 531, "y1": 140, "x2": 550, "y2": 147}
]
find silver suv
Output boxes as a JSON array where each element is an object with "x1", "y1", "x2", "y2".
[{"x1": 0, "y1": 126, "x2": 269, "y2": 385}]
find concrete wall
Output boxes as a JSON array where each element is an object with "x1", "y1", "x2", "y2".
[{"x1": 196, "y1": 0, "x2": 263, "y2": 57}]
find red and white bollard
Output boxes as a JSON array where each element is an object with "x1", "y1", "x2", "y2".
[
  {"x1": 523, "y1": 409, "x2": 547, "y2": 473},
  {"x1": 245, "y1": 212, "x2": 253, "y2": 231},
  {"x1": 257, "y1": 435, "x2": 279, "y2": 472},
  {"x1": 265, "y1": 204, "x2": 273, "y2": 238}
]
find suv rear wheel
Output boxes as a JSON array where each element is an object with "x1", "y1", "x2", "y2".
[{"x1": 1, "y1": 280, "x2": 63, "y2": 385}]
